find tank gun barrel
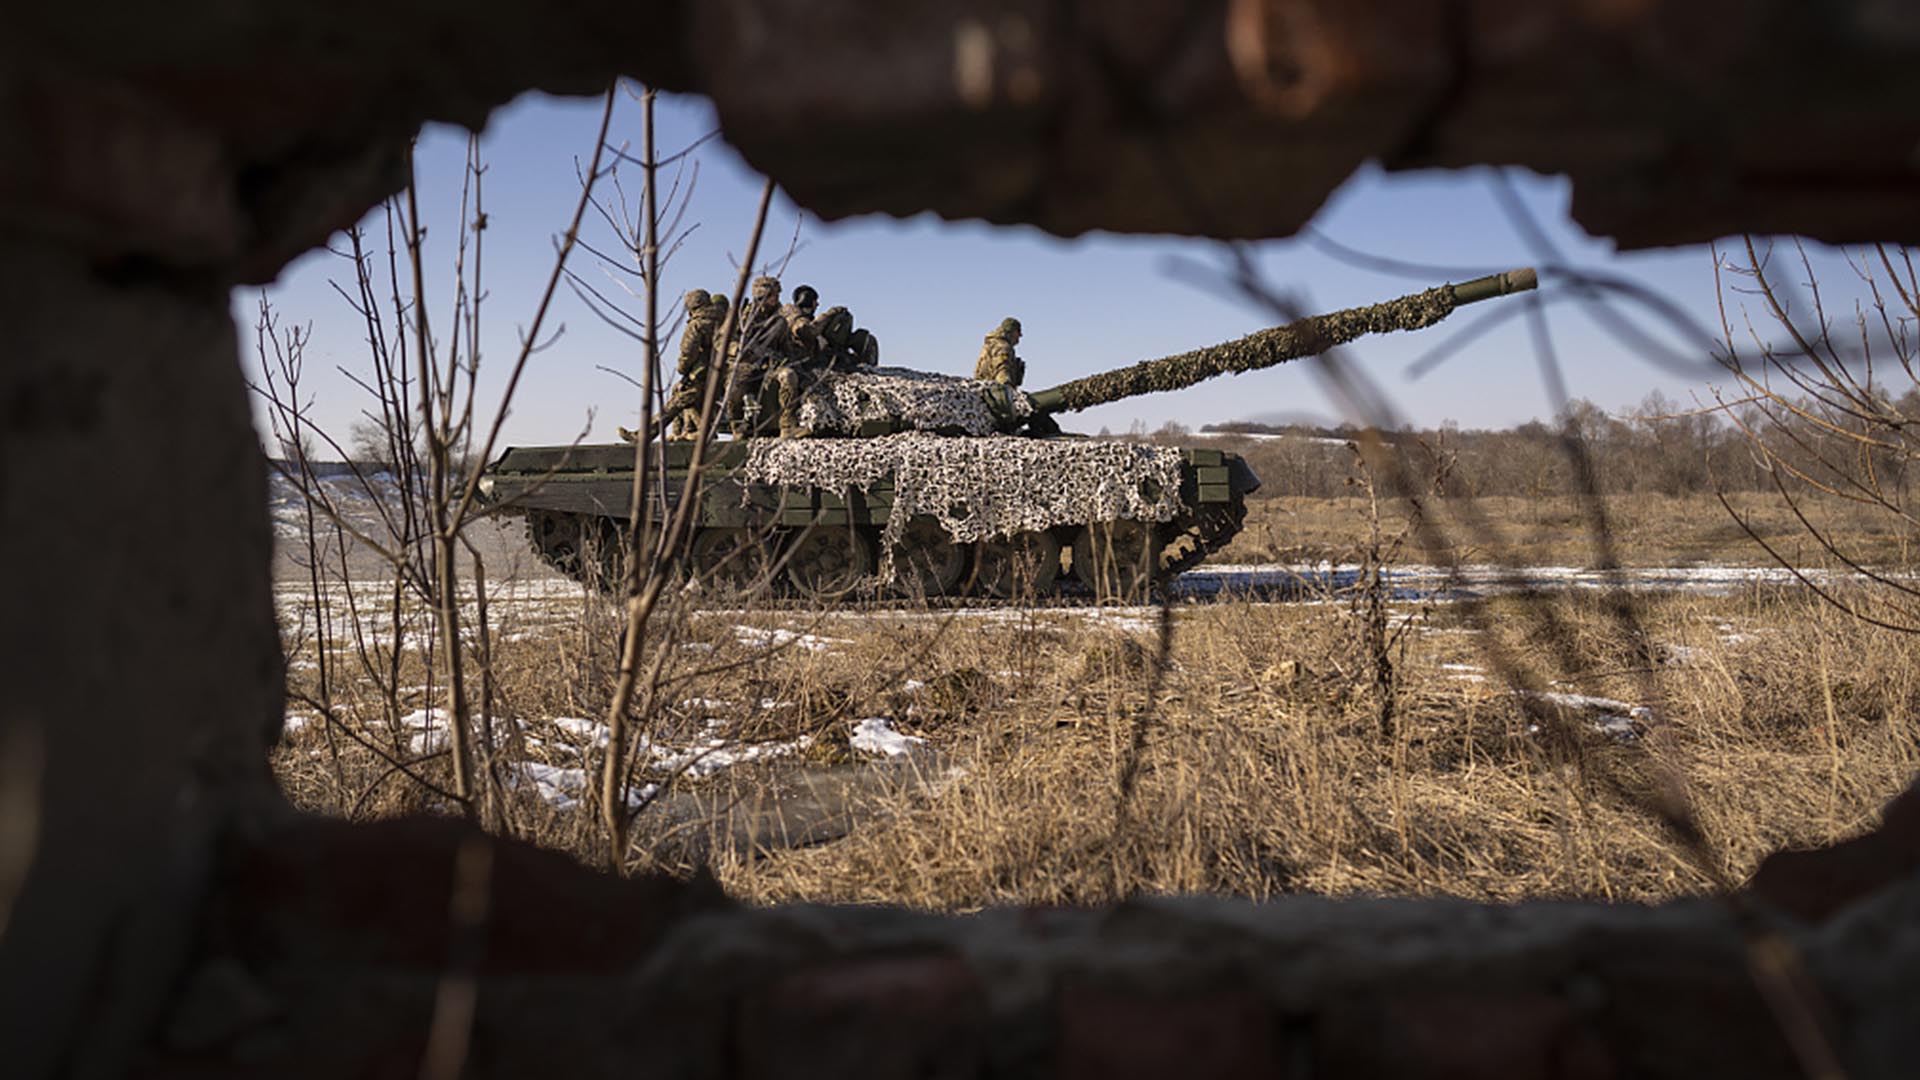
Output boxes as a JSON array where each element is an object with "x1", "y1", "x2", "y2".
[{"x1": 1025, "y1": 267, "x2": 1537, "y2": 416}]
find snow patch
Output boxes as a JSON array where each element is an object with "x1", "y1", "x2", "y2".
[
  {"x1": 396, "y1": 708, "x2": 454, "y2": 755},
  {"x1": 734, "y1": 625, "x2": 847, "y2": 652},
  {"x1": 1525, "y1": 692, "x2": 1654, "y2": 741},
  {"x1": 549, "y1": 717, "x2": 610, "y2": 749},
  {"x1": 850, "y1": 717, "x2": 925, "y2": 758},
  {"x1": 516, "y1": 762, "x2": 654, "y2": 812},
  {"x1": 649, "y1": 734, "x2": 812, "y2": 777}
]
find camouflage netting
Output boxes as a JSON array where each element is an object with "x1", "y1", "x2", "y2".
[
  {"x1": 797, "y1": 367, "x2": 1032, "y2": 436},
  {"x1": 1051, "y1": 286, "x2": 1458, "y2": 413},
  {"x1": 742, "y1": 433, "x2": 1185, "y2": 577}
]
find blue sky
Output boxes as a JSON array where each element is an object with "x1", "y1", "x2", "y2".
[{"x1": 243, "y1": 87, "x2": 1864, "y2": 452}]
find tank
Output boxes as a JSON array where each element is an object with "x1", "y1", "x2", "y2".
[{"x1": 479, "y1": 268, "x2": 1537, "y2": 601}]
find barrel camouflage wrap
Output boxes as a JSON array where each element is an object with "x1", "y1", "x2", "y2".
[{"x1": 1048, "y1": 285, "x2": 1458, "y2": 414}]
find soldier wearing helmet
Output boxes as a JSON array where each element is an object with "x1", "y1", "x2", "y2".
[
  {"x1": 725, "y1": 275, "x2": 796, "y2": 434},
  {"x1": 739, "y1": 276, "x2": 787, "y2": 352},
  {"x1": 974, "y1": 316, "x2": 1025, "y2": 386},
  {"x1": 663, "y1": 289, "x2": 728, "y2": 438},
  {"x1": 765, "y1": 285, "x2": 835, "y2": 437},
  {"x1": 781, "y1": 283, "x2": 822, "y2": 359},
  {"x1": 790, "y1": 284, "x2": 820, "y2": 320}
]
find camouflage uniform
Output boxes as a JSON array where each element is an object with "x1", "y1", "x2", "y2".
[
  {"x1": 666, "y1": 290, "x2": 726, "y2": 438},
  {"x1": 974, "y1": 317, "x2": 1025, "y2": 386},
  {"x1": 725, "y1": 276, "x2": 791, "y2": 434},
  {"x1": 770, "y1": 286, "x2": 827, "y2": 437},
  {"x1": 781, "y1": 284, "x2": 821, "y2": 361}
]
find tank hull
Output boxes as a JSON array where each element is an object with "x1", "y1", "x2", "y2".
[{"x1": 481, "y1": 438, "x2": 1260, "y2": 600}]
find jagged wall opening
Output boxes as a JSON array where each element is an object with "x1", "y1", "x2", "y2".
[{"x1": 4, "y1": 2, "x2": 1920, "y2": 1076}]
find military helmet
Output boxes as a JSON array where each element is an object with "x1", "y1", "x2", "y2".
[
  {"x1": 996, "y1": 317, "x2": 1022, "y2": 338},
  {"x1": 792, "y1": 284, "x2": 820, "y2": 312},
  {"x1": 750, "y1": 275, "x2": 781, "y2": 303},
  {"x1": 683, "y1": 288, "x2": 712, "y2": 311},
  {"x1": 708, "y1": 293, "x2": 729, "y2": 315}
]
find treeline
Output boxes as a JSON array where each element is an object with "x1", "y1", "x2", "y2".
[{"x1": 1159, "y1": 390, "x2": 1920, "y2": 501}]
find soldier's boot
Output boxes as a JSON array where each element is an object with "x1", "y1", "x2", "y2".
[{"x1": 616, "y1": 425, "x2": 639, "y2": 444}]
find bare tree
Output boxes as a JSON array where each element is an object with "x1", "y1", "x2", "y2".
[
  {"x1": 255, "y1": 85, "x2": 620, "y2": 825},
  {"x1": 1712, "y1": 238, "x2": 1920, "y2": 631}
]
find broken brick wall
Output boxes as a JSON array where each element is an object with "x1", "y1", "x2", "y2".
[{"x1": 3, "y1": 2, "x2": 1919, "y2": 1076}]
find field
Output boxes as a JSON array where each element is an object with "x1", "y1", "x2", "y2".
[
  {"x1": 270, "y1": 487, "x2": 1920, "y2": 910},
  {"x1": 1222, "y1": 491, "x2": 1919, "y2": 569}
]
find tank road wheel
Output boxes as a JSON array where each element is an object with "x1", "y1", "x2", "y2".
[
  {"x1": 785, "y1": 525, "x2": 875, "y2": 600},
  {"x1": 528, "y1": 509, "x2": 623, "y2": 588},
  {"x1": 689, "y1": 527, "x2": 774, "y2": 591},
  {"x1": 527, "y1": 510, "x2": 582, "y2": 571},
  {"x1": 970, "y1": 531, "x2": 1062, "y2": 600},
  {"x1": 1071, "y1": 520, "x2": 1160, "y2": 603},
  {"x1": 889, "y1": 517, "x2": 969, "y2": 598}
]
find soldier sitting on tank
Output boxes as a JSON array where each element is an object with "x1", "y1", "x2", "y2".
[
  {"x1": 616, "y1": 289, "x2": 733, "y2": 443},
  {"x1": 664, "y1": 289, "x2": 728, "y2": 438},
  {"x1": 785, "y1": 284, "x2": 820, "y2": 327},
  {"x1": 973, "y1": 317, "x2": 1061, "y2": 434},
  {"x1": 765, "y1": 291, "x2": 836, "y2": 438},
  {"x1": 724, "y1": 275, "x2": 793, "y2": 435},
  {"x1": 975, "y1": 317, "x2": 1025, "y2": 386}
]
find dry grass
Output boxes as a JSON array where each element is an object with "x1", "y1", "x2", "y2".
[
  {"x1": 273, "y1": 564, "x2": 1920, "y2": 912},
  {"x1": 716, "y1": 588, "x2": 1919, "y2": 908},
  {"x1": 1222, "y1": 491, "x2": 1918, "y2": 568}
]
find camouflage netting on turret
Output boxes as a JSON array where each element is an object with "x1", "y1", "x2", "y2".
[
  {"x1": 797, "y1": 368, "x2": 1032, "y2": 436},
  {"x1": 743, "y1": 433, "x2": 1184, "y2": 576},
  {"x1": 1051, "y1": 286, "x2": 1458, "y2": 413}
]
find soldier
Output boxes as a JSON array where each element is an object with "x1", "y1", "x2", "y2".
[
  {"x1": 665, "y1": 289, "x2": 727, "y2": 438},
  {"x1": 767, "y1": 286, "x2": 834, "y2": 437},
  {"x1": 781, "y1": 283, "x2": 822, "y2": 359},
  {"x1": 725, "y1": 276, "x2": 791, "y2": 434},
  {"x1": 739, "y1": 275, "x2": 787, "y2": 352},
  {"x1": 618, "y1": 289, "x2": 730, "y2": 443},
  {"x1": 790, "y1": 284, "x2": 820, "y2": 321},
  {"x1": 974, "y1": 316, "x2": 1025, "y2": 386}
]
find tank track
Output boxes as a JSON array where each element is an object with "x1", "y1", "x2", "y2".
[
  {"x1": 1158, "y1": 501, "x2": 1248, "y2": 578},
  {"x1": 520, "y1": 500, "x2": 1250, "y2": 601}
]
